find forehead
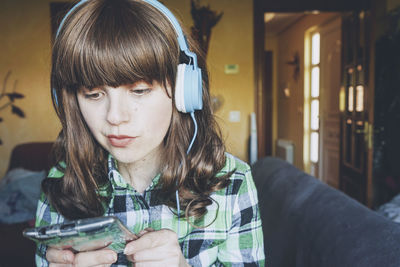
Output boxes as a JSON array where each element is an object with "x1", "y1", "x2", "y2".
[{"x1": 53, "y1": 1, "x2": 179, "y2": 92}]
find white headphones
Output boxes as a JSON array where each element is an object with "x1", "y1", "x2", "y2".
[{"x1": 53, "y1": 0, "x2": 203, "y2": 114}]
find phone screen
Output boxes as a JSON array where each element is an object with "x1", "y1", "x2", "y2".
[{"x1": 23, "y1": 216, "x2": 137, "y2": 252}]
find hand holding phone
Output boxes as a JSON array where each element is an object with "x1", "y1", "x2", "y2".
[
  {"x1": 46, "y1": 246, "x2": 118, "y2": 266},
  {"x1": 23, "y1": 216, "x2": 137, "y2": 253}
]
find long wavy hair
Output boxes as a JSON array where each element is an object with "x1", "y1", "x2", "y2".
[{"x1": 42, "y1": 0, "x2": 231, "y2": 221}]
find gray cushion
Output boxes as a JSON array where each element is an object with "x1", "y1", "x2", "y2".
[{"x1": 252, "y1": 157, "x2": 400, "y2": 267}]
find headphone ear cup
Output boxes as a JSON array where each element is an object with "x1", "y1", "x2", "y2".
[
  {"x1": 175, "y1": 63, "x2": 203, "y2": 113},
  {"x1": 175, "y1": 64, "x2": 186, "y2": 113},
  {"x1": 195, "y1": 67, "x2": 203, "y2": 110},
  {"x1": 183, "y1": 64, "x2": 195, "y2": 113}
]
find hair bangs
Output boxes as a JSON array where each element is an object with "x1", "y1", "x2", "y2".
[{"x1": 53, "y1": 0, "x2": 179, "y2": 91}]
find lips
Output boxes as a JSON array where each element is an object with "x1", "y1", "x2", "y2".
[{"x1": 107, "y1": 135, "x2": 135, "y2": 147}]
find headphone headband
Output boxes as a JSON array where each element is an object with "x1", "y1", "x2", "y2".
[
  {"x1": 56, "y1": 0, "x2": 197, "y2": 67},
  {"x1": 55, "y1": 0, "x2": 202, "y2": 113},
  {"x1": 143, "y1": 0, "x2": 198, "y2": 67},
  {"x1": 56, "y1": 0, "x2": 87, "y2": 38}
]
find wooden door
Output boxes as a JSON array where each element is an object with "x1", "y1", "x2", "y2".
[
  {"x1": 260, "y1": 51, "x2": 273, "y2": 158},
  {"x1": 339, "y1": 11, "x2": 371, "y2": 204},
  {"x1": 319, "y1": 17, "x2": 342, "y2": 188}
]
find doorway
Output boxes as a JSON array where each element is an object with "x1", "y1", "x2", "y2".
[
  {"x1": 264, "y1": 12, "x2": 342, "y2": 188},
  {"x1": 254, "y1": 0, "x2": 373, "y2": 205}
]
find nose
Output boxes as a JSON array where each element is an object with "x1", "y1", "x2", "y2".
[{"x1": 106, "y1": 93, "x2": 130, "y2": 125}]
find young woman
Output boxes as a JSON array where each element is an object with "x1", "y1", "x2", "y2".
[{"x1": 35, "y1": 0, "x2": 265, "y2": 266}]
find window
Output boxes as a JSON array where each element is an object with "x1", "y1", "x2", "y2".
[{"x1": 304, "y1": 31, "x2": 320, "y2": 176}]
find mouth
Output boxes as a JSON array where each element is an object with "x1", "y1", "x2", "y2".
[{"x1": 107, "y1": 135, "x2": 136, "y2": 148}]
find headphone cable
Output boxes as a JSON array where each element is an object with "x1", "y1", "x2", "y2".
[{"x1": 176, "y1": 111, "x2": 198, "y2": 239}]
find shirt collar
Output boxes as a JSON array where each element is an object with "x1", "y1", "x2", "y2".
[{"x1": 106, "y1": 154, "x2": 161, "y2": 192}]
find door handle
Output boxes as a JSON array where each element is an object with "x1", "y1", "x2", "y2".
[
  {"x1": 355, "y1": 129, "x2": 366, "y2": 134},
  {"x1": 355, "y1": 121, "x2": 373, "y2": 149},
  {"x1": 355, "y1": 121, "x2": 367, "y2": 134}
]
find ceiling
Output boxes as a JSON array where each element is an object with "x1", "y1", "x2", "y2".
[
  {"x1": 259, "y1": 0, "x2": 370, "y2": 12},
  {"x1": 264, "y1": 13, "x2": 306, "y2": 36}
]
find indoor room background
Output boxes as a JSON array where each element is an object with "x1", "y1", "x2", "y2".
[{"x1": 0, "y1": 0, "x2": 255, "y2": 177}]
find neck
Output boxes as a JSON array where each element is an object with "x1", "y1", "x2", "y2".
[{"x1": 118, "y1": 150, "x2": 162, "y2": 194}]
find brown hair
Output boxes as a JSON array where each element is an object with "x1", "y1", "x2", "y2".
[{"x1": 43, "y1": 0, "x2": 231, "y2": 221}]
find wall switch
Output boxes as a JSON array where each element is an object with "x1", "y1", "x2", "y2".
[
  {"x1": 224, "y1": 64, "x2": 239, "y2": 74},
  {"x1": 229, "y1": 111, "x2": 241, "y2": 122}
]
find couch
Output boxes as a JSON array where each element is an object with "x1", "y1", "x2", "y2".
[
  {"x1": 0, "y1": 142, "x2": 53, "y2": 267},
  {"x1": 3, "y1": 143, "x2": 400, "y2": 267},
  {"x1": 252, "y1": 157, "x2": 400, "y2": 267}
]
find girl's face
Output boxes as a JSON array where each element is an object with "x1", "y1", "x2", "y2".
[{"x1": 77, "y1": 81, "x2": 173, "y2": 166}]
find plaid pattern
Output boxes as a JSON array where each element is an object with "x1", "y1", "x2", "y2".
[{"x1": 35, "y1": 153, "x2": 265, "y2": 266}]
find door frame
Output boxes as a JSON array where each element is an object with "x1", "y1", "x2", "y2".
[{"x1": 318, "y1": 16, "x2": 342, "y2": 185}]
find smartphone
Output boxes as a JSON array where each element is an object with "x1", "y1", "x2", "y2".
[{"x1": 23, "y1": 216, "x2": 137, "y2": 253}]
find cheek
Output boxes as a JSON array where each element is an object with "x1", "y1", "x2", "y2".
[
  {"x1": 81, "y1": 110, "x2": 96, "y2": 132},
  {"x1": 77, "y1": 97, "x2": 101, "y2": 134},
  {"x1": 145, "y1": 98, "x2": 173, "y2": 133}
]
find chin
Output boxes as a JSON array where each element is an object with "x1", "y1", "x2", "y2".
[
  {"x1": 109, "y1": 151, "x2": 139, "y2": 164},
  {"x1": 105, "y1": 141, "x2": 163, "y2": 166}
]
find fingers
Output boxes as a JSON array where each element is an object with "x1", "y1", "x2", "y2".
[
  {"x1": 46, "y1": 248, "x2": 74, "y2": 265},
  {"x1": 46, "y1": 247, "x2": 117, "y2": 267},
  {"x1": 137, "y1": 227, "x2": 154, "y2": 237},
  {"x1": 124, "y1": 229, "x2": 189, "y2": 266},
  {"x1": 128, "y1": 243, "x2": 180, "y2": 262},
  {"x1": 134, "y1": 261, "x2": 174, "y2": 267},
  {"x1": 73, "y1": 249, "x2": 117, "y2": 267},
  {"x1": 124, "y1": 229, "x2": 177, "y2": 255},
  {"x1": 127, "y1": 247, "x2": 189, "y2": 267}
]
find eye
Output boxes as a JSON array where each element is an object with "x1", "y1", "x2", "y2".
[
  {"x1": 83, "y1": 91, "x2": 104, "y2": 100},
  {"x1": 130, "y1": 88, "x2": 151, "y2": 96}
]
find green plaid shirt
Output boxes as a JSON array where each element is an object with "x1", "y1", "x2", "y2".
[{"x1": 35, "y1": 153, "x2": 265, "y2": 266}]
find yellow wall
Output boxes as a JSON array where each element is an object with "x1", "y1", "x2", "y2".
[
  {"x1": 0, "y1": 0, "x2": 254, "y2": 177},
  {"x1": 0, "y1": 0, "x2": 62, "y2": 176},
  {"x1": 165, "y1": 0, "x2": 255, "y2": 161},
  {"x1": 271, "y1": 13, "x2": 337, "y2": 170}
]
